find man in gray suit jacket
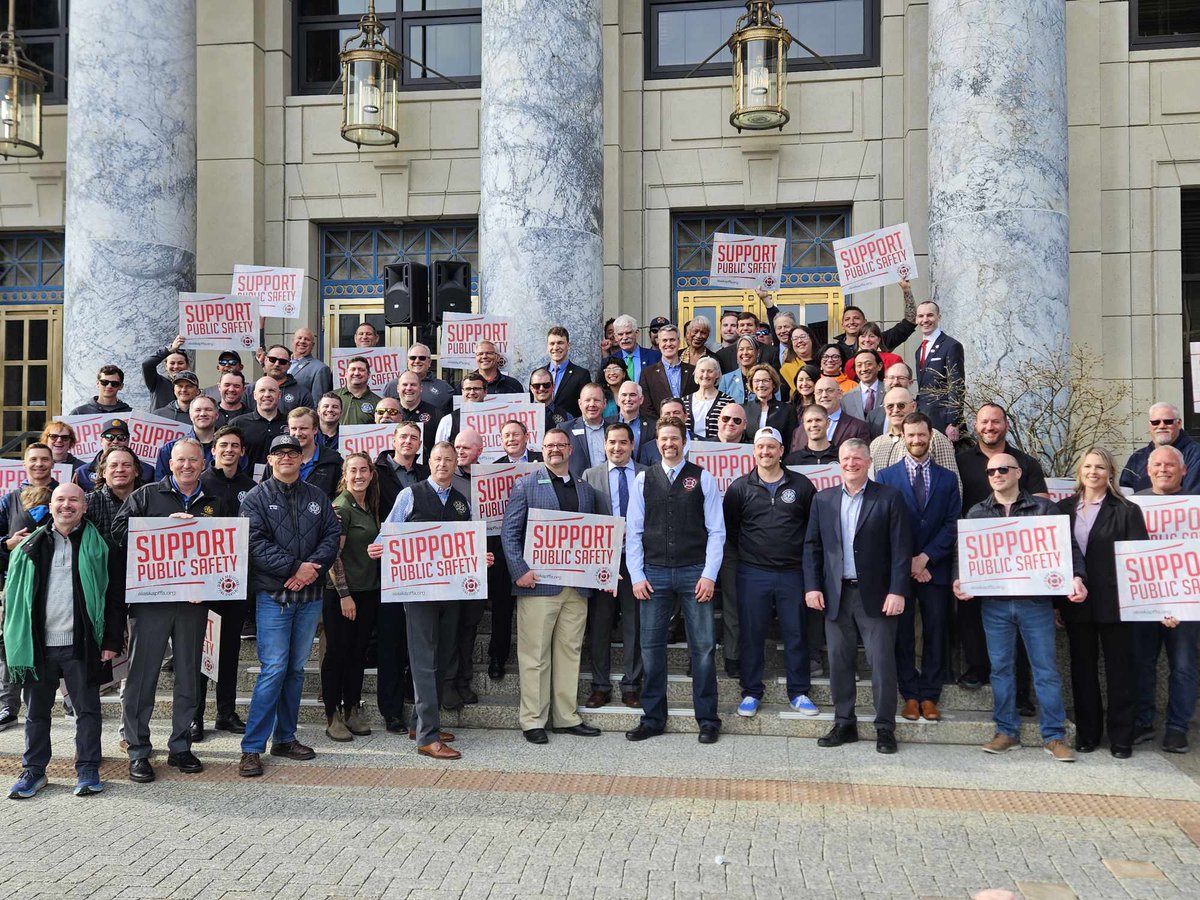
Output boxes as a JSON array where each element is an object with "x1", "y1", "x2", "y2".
[
  {"x1": 840, "y1": 349, "x2": 888, "y2": 438},
  {"x1": 582, "y1": 423, "x2": 645, "y2": 709},
  {"x1": 501, "y1": 428, "x2": 602, "y2": 745}
]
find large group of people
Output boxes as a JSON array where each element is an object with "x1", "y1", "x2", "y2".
[{"x1": 0, "y1": 287, "x2": 1195, "y2": 801}]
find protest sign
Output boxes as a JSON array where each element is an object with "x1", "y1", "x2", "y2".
[
  {"x1": 522, "y1": 509, "x2": 624, "y2": 592},
  {"x1": 957, "y1": 515, "x2": 1073, "y2": 597},
  {"x1": 201, "y1": 610, "x2": 222, "y2": 681},
  {"x1": 471, "y1": 462, "x2": 542, "y2": 536},
  {"x1": 379, "y1": 520, "x2": 487, "y2": 603},
  {"x1": 0, "y1": 460, "x2": 72, "y2": 494},
  {"x1": 1043, "y1": 478, "x2": 1077, "y2": 503},
  {"x1": 1192, "y1": 342, "x2": 1200, "y2": 413},
  {"x1": 1132, "y1": 494, "x2": 1200, "y2": 541},
  {"x1": 53, "y1": 414, "x2": 111, "y2": 459},
  {"x1": 341, "y1": 422, "x2": 424, "y2": 463},
  {"x1": 463, "y1": 397, "x2": 544, "y2": 453},
  {"x1": 788, "y1": 463, "x2": 844, "y2": 491},
  {"x1": 1115, "y1": 539, "x2": 1200, "y2": 622},
  {"x1": 832, "y1": 223, "x2": 919, "y2": 295},
  {"x1": 689, "y1": 441, "x2": 756, "y2": 496},
  {"x1": 232, "y1": 264, "x2": 303, "y2": 319},
  {"x1": 178, "y1": 292, "x2": 258, "y2": 351},
  {"x1": 331, "y1": 346, "x2": 405, "y2": 394},
  {"x1": 440, "y1": 313, "x2": 512, "y2": 370},
  {"x1": 125, "y1": 412, "x2": 191, "y2": 467},
  {"x1": 125, "y1": 517, "x2": 249, "y2": 603},
  {"x1": 708, "y1": 233, "x2": 786, "y2": 290}
]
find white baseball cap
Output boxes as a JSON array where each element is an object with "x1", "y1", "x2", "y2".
[{"x1": 753, "y1": 427, "x2": 783, "y2": 446}]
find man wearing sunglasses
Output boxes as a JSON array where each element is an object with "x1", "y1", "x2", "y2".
[
  {"x1": 202, "y1": 352, "x2": 245, "y2": 402},
  {"x1": 246, "y1": 345, "x2": 313, "y2": 416},
  {"x1": 383, "y1": 343, "x2": 454, "y2": 415},
  {"x1": 1119, "y1": 402, "x2": 1200, "y2": 495},
  {"x1": 528, "y1": 368, "x2": 572, "y2": 431},
  {"x1": 71, "y1": 365, "x2": 133, "y2": 415},
  {"x1": 75, "y1": 419, "x2": 155, "y2": 492}
]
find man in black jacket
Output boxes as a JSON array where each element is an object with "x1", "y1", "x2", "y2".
[
  {"x1": 375, "y1": 421, "x2": 429, "y2": 519},
  {"x1": 70, "y1": 364, "x2": 134, "y2": 415},
  {"x1": 141, "y1": 335, "x2": 191, "y2": 410},
  {"x1": 231, "y1": 377, "x2": 289, "y2": 465},
  {"x1": 237, "y1": 435, "x2": 341, "y2": 778}
]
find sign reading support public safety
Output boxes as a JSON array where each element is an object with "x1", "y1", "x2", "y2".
[
  {"x1": 232, "y1": 264, "x2": 304, "y2": 319},
  {"x1": 522, "y1": 509, "x2": 624, "y2": 592},
  {"x1": 689, "y1": 441, "x2": 756, "y2": 496},
  {"x1": 787, "y1": 463, "x2": 844, "y2": 491},
  {"x1": 708, "y1": 233, "x2": 786, "y2": 290},
  {"x1": 439, "y1": 313, "x2": 512, "y2": 371},
  {"x1": 178, "y1": 292, "x2": 259, "y2": 350},
  {"x1": 462, "y1": 397, "x2": 545, "y2": 454},
  {"x1": 471, "y1": 463, "x2": 542, "y2": 536},
  {"x1": 1115, "y1": 539, "x2": 1200, "y2": 622},
  {"x1": 379, "y1": 520, "x2": 488, "y2": 603},
  {"x1": 125, "y1": 517, "x2": 249, "y2": 603},
  {"x1": 1132, "y1": 494, "x2": 1200, "y2": 541},
  {"x1": 956, "y1": 515, "x2": 1073, "y2": 597},
  {"x1": 832, "y1": 223, "x2": 919, "y2": 295},
  {"x1": 330, "y1": 346, "x2": 405, "y2": 395},
  {"x1": 125, "y1": 412, "x2": 191, "y2": 467},
  {"x1": 53, "y1": 414, "x2": 111, "y2": 459},
  {"x1": 0, "y1": 460, "x2": 72, "y2": 494}
]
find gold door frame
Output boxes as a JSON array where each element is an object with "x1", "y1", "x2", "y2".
[
  {"x1": 0, "y1": 304, "x2": 62, "y2": 453},
  {"x1": 675, "y1": 287, "x2": 844, "y2": 341}
]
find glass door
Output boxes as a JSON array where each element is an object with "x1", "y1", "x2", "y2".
[
  {"x1": 1, "y1": 305, "x2": 62, "y2": 454},
  {"x1": 676, "y1": 287, "x2": 844, "y2": 347}
]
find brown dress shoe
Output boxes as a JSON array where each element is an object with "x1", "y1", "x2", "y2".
[
  {"x1": 584, "y1": 691, "x2": 612, "y2": 709},
  {"x1": 920, "y1": 700, "x2": 941, "y2": 721},
  {"x1": 418, "y1": 740, "x2": 462, "y2": 760},
  {"x1": 270, "y1": 740, "x2": 316, "y2": 761},
  {"x1": 409, "y1": 729, "x2": 456, "y2": 742},
  {"x1": 901, "y1": 698, "x2": 920, "y2": 721},
  {"x1": 621, "y1": 690, "x2": 640, "y2": 708},
  {"x1": 238, "y1": 752, "x2": 263, "y2": 777}
]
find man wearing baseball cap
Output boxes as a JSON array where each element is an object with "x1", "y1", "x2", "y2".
[
  {"x1": 151, "y1": 371, "x2": 201, "y2": 425},
  {"x1": 75, "y1": 419, "x2": 154, "y2": 492},
  {"x1": 647, "y1": 316, "x2": 671, "y2": 350},
  {"x1": 203, "y1": 351, "x2": 244, "y2": 401},
  {"x1": 723, "y1": 427, "x2": 819, "y2": 719}
]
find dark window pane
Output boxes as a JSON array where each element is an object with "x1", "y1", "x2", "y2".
[
  {"x1": 4, "y1": 320, "x2": 23, "y2": 359},
  {"x1": 403, "y1": 0, "x2": 480, "y2": 10},
  {"x1": 338, "y1": 314, "x2": 361, "y2": 347},
  {"x1": 657, "y1": 6, "x2": 739, "y2": 67},
  {"x1": 26, "y1": 410, "x2": 45, "y2": 432},
  {"x1": 3, "y1": 411, "x2": 22, "y2": 435},
  {"x1": 305, "y1": 25, "x2": 391, "y2": 84},
  {"x1": 1138, "y1": 0, "x2": 1200, "y2": 37},
  {"x1": 4, "y1": 367, "x2": 23, "y2": 406},
  {"x1": 28, "y1": 318, "x2": 48, "y2": 359},
  {"x1": 408, "y1": 21, "x2": 482, "y2": 79},
  {"x1": 301, "y1": 0, "x2": 395, "y2": 15},
  {"x1": 15, "y1": 0, "x2": 61, "y2": 29},
  {"x1": 27, "y1": 366, "x2": 46, "y2": 403}
]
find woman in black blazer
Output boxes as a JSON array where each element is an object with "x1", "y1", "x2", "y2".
[
  {"x1": 742, "y1": 364, "x2": 797, "y2": 439},
  {"x1": 1057, "y1": 446, "x2": 1148, "y2": 758}
]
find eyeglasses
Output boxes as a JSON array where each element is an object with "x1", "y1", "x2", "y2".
[
  {"x1": 46, "y1": 434, "x2": 71, "y2": 443},
  {"x1": 530, "y1": 382, "x2": 553, "y2": 389},
  {"x1": 986, "y1": 466, "x2": 1014, "y2": 477},
  {"x1": 1150, "y1": 418, "x2": 1177, "y2": 426},
  {"x1": 98, "y1": 379, "x2": 122, "y2": 388},
  {"x1": 265, "y1": 356, "x2": 289, "y2": 366},
  {"x1": 822, "y1": 354, "x2": 842, "y2": 361},
  {"x1": 884, "y1": 402, "x2": 910, "y2": 411},
  {"x1": 272, "y1": 449, "x2": 301, "y2": 458},
  {"x1": 718, "y1": 416, "x2": 744, "y2": 424},
  {"x1": 408, "y1": 355, "x2": 429, "y2": 362},
  {"x1": 375, "y1": 409, "x2": 401, "y2": 417},
  {"x1": 218, "y1": 358, "x2": 239, "y2": 366},
  {"x1": 101, "y1": 433, "x2": 128, "y2": 442},
  {"x1": 542, "y1": 443, "x2": 570, "y2": 451}
]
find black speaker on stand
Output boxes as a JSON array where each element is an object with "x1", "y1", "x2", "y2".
[
  {"x1": 431, "y1": 260, "x2": 472, "y2": 322},
  {"x1": 383, "y1": 261, "x2": 430, "y2": 326}
]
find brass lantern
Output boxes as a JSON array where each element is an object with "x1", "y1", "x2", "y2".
[
  {"x1": 729, "y1": 1, "x2": 792, "y2": 132},
  {"x1": 0, "y1": 0, "x2": 44, "y2": 159},
  {"x1": 340, "y1": 0, "x2": 400, "y2": 148}
]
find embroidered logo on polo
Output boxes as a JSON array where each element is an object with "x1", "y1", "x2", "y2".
[
  {"x1": 237, "y1": 490, "x2": 247, "y2": 503},
  {"x1": 201, "y1": 504, "x2": 215, "y2": 516},
  {"x1": 780, "y1": 489, "x2": 796, "y2": 504},
  {"x1": 307, "y1": 501, "x2": 320, "y2": 515},
  {"x1": 682, "y1": 476, "x2": 699, "y2": 491},
  {"x1": 452, "y1": 500, "x2": 469, "y2": 516},
  {"x1": 284, "y1": 393, "x2": 295, "y2": 404},
  {"x1": 420, "y1": 413, "x2": 431, "y2": 422},
  {"x1": 361, "y1": 402, "x2": 374, "y2": 414}
]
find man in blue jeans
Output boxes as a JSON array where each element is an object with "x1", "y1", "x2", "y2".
[
  {"x1": 237, "y1": 435, "x2": 340, "y2": 777},
  {"x1": 624, "y1": 416, "x2": 726, "y2": 744},
  {"x1": 954, "y1": 453, "x2": 1087, "y2": 762}
]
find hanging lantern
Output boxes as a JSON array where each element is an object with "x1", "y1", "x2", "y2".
[
  {"x1": 729, "y1": 1, "x2": 792, "y2": 132},
  {"x1": 340, "y1": 0, "x2": 400, "y2": 148},
  {"x1": 0, "y1": 0, "x2": 44, "y2": 159}
]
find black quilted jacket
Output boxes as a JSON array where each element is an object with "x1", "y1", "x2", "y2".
[{"x1": 241, "y1": 476, "x2": 341, "y2": 601}]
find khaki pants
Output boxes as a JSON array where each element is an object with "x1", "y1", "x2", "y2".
[{"x1": 516, "y1": 588, "x2": 587, "y2": 731}]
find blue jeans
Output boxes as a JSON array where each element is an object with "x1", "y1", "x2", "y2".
[
  {"x1": 1134, "y1": 620, "x2": 1199, "y2": 734},
  {"x1": 736, "y1": 564, "x2": 807, "y2": 700},
  {"x1": 980, "y1": 598, "x2": 1067, "y2": 742},
  {"x1": 640, "y1": 564, "x2": 719, "y2": 730},
  {"x1": 242, "y1": 594, "x2": 323, "y2": 754}
]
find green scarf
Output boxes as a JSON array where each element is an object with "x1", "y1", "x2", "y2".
[{"x1": 3, "y1": 521, "x2": 109, "y2": 684}]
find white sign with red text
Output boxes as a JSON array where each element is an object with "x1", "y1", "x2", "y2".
[
  {"x1": 708, "y1": 233, "x2": 786, "y2": 290},
  {"x1": 331, "y1": 346, "x2": 405, "y2": 394},
  {"x1": 201, "y1": 610, "x2": 222, "y2": 681},
  {"x1": 1043, "y1": 478, "x2": 1077, "y2": 503},
  {"x1": 689, "y1": 441, "x2": 756, "y2": 496},
  {"x1": 462, "y1": 397, "x2": 544, "y2": 453},
  {"x1": 124, "y1": 412, "x2": 191, "y2": 467},
  {"x1": 1192, "y1": 342, "x2": 1200, "y2": 413},
  {"x1": 380, "y1": 520, "x2": 488, "y2": 603},
  {"x1": 439, "y1": 313, "x2": 512, "y2": 370},
  {"x1": 1132, "y1": 494, "x2": 1200, "y2": 541},
  {"x1": 125, "y1": 517, "x2": 249, "y2": 603},
  {"x1": 0, "y1": 460, "x2": 72, "y2": 494},
  {"x1": 788, "y1": 463, "x2": 844, "y2": 492},
  {"x1": 341, "y1": 422, "x2": 423, "y2": 464},
  {"x1": 232, "y1": 264, "x2": 303, "y2": 319},
  {"x1": 53, "y1": 414, "x2": 111, "y2": 459},
  {"x1": 833, "y1": 223, "x2": 919, "y2": 295},
  {"x1": 1115, "y1": 539, "x2": 1200, "y2": 621},
  {"x1": 471, "y1": 463, "x2": 542, "y2": 536},
  {"x1": 957, "y1": 516, "x2": 1073, "y2": 597},
  {"x1": 178, "y1": 292, "x2": 259, "y2": 351},
  {"x1": 522, "y1": 509, "x2": 624, "y2": 592}
]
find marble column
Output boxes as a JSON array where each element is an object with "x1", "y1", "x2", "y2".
[
  {"x1": 479, "y1": 0, "x2": 603, "y2": 381},
  {"x1": 927, "y1": 1, "x2": 1068, "y2": 384},
  {"x1": 62, "y1": 0, "x2": 197, "y2": 410}
]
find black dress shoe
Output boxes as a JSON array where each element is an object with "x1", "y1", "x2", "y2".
[
  {"x1": 459, "y1": 685, "x2": 479, "y2": 705},
  {"x1": 876, "y1": 731, "x2": 898, "y2": 754},
  {"x1": 168, "y1": 751, "x2": 204, "y2": 774},
  {"x1": 385, "y1": 716, "x2": 407, "y2": 734},
  {"x1": 552, "y1": 723, "x2": 601, "y2": 737},
  {"x1": 488, "y1": 659, "x2": 505, "y2": 681},
  {"x1": 957, "y1": 675, "x2": 984, "y2": 691},
  {"x1": 817, "y1": 724, "x2": 859, "y2": 748},
  {"x1": 189, "y1": 720, "x2": 205, "y2": 743},
  {"x1": 1163, "y1": 729, "x2": 1189, "y2": 753},
  {"x1": 1110, "y1": 745, "x2": 1132, "y2": 759},
  {"x1": 215, "y1": 713, "x2": 246, "y2": 734},
  {"x1": 1074, "y1": 741, "x2": 1096, "y2": 754},
  {"x1": 698, "y1": 725, "x2": 720, "y2": 744},
  {"x1": 128, "y1": 758, "x2": 155, "y2": 783},
  {"x1": 523, "y1": 728, "x2": 549, "y2": 744},
  {"x1": 625, "y1": 724, "x2": 663, "y2": 742}
]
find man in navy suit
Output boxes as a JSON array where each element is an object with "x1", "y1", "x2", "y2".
[
  {"x1": 876, "y1": 413, "x2": 960, "y2": 723},
  {"x1": 914, "y1": 301, "x2": 965, "y2": 440},
  {"x1": 566, "y1": 383, "x2": 610, "y2": 479},
  {"x1": 546, "y1": 326, "x2": 590, "y2": 419},
  {"x1": 804, "y1": 438, "x2": 912, "y2": 754},
  {"x1": 605, "y1": 381, "x2": 660, "y2": 466},
  {"x1": 603, "y1": 315, "x2": 661, "y2": 383}
]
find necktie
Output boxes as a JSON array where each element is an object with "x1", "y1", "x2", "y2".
[
  {"x1": 864, "y1": 386, "x2": 875, "y2": 412},
  {"x1": 553, "y1": 364, "x2": 564, "y2": 391},
  {"x1": 912, "y1": 464, "x2": 926, "y2": 509},
  {"x1": 919, "y1": 340, "x2": 928, "y2": 369},
  {"x1": 625, "y1": 353, "x2": 636, "y2": 381},
  {"x1": 616, "y1": 465, "x2": 630, "y2": 517},
  {"x1": 668, "y1": 467, "x2": 676, "y2": 484}
]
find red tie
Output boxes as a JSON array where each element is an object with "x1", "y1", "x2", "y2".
[{"x1": 919, "y1": 340, "x2": 928, "y2": 369}]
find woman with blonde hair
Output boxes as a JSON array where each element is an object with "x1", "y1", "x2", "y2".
[{"x1": 684, "y1": 356, "x2": 733, "y2": 440}]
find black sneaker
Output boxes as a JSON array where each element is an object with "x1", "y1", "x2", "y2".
[
  {"x1": 1133, "y1": 725, "x2": 1156, "y2": 745},
  {"x1": 1163, "y1": 729, "x2": 1189, "y2": 754},
  {"x1": 0, "y1": 712, "x2": 17, "y2": 732}
]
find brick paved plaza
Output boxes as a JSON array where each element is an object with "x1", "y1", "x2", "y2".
[{"x1": 2, "y1": 721, "x2": 1199, "y2": 899}]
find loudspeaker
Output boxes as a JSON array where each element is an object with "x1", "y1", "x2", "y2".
[
  {"x1": 384, "y1": 261, "x2": 429, "y2": 326},
  {"x1": 432, "y1": 260, "x2": 472, "y2": 321}
]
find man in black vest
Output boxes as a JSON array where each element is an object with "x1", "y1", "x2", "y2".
[
  {"x1": 369, "y1": 442, "x2": 487, "y2": 761},
  {"x1": 624, "y1": 416, "x2": 727, "y2": 744}
]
